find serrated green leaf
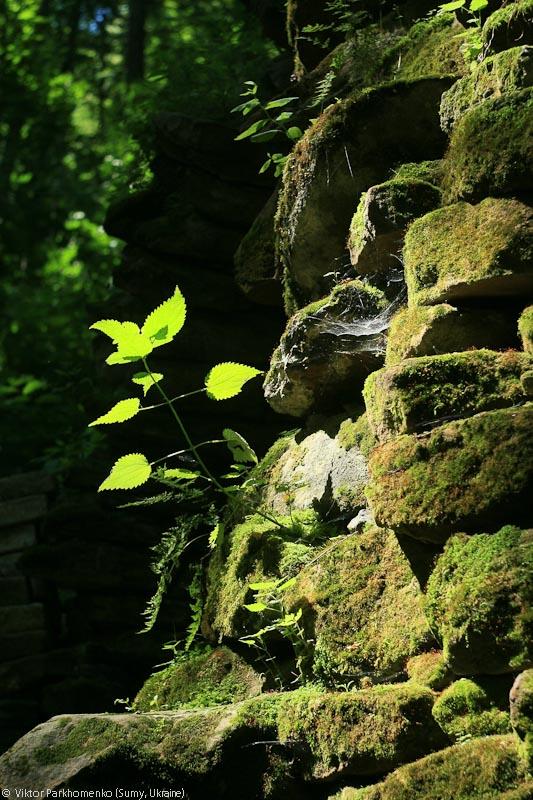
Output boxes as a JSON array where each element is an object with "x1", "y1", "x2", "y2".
[
  {"x1": 132, "y1": 371, "x2": 163, "y2": 395},
  {"x1": 244, "y1": 602, "x2": 269, "y2": 613},
  {"x1": 439, "y1": 0, "x2": 464, "y2": 9},
  {"x1": 89, "y1": 398, "x2": 141, "y2": 426},
  {"x1": 278, "y1": 577, "x2": 297, "y2": 592},
  {"x1": 162, "y1": 468, "x2": 200, "y2": 480},
  {"x1": 142, "y1": 286, "x2": 186, "y2": 347},
  {"x1": 105, "y1": 328, "x2": 153, "y2": 365},
  {"x1": 98, "y1": 453, "x2": 151, "y2": 491},
  {"x1": 264, "y1": 97, "x2": 298, "y2": 110},
  {"x1": 208, "y1": 522, "x2": 223, "y2": 550},
  {"x1": 205, "y1": 362, "x2": 262, "y2": 400},
  {"x1": 223, "y1": 428, "x2": 258, "y2": 464},
  {"x1": 90, "y1": 319, "x2": 140, "y2": 344},
  {"x1": 287, "y1": 126, "x2": 303, "y2": 141},
  {"x1": 469, "y1": 0, "x2": 488, "y2": 10}
]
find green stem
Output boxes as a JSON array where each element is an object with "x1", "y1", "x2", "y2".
[{"x1": 142, "y1": 358, "x2": 224, "y2": 491}]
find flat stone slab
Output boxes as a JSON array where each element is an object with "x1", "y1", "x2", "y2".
[
  {"x1": 0, "y1": 523, "x2": 36, "y2": 555},
  {"x1": 0, "y1": 495, "x2": 47, "y2": 529}
]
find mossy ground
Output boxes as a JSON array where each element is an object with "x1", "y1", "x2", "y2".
[
  {"x1": 425, "y1": 526, "x2": 533, "y2": 674},
  {"x1": 382, "y1": 14, "x2": 468, "y2": 81},
  {"x1": 406, "y1": 651, "x2": 452, "y2": 691},
  {"x1": 432, "y1": 678, "x2": 511, "y2": 740}
]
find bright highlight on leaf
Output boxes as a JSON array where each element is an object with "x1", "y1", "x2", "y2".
[
  {"x1": 223, "y1": 428, "x2": 258, "y2": 464},
  {"x1": 98, "y1": 453, "x2": 151, "y2": 491},
  {"x1": 162, "y1": 468, "x2": 200, "y2": 480},
  {"x1": 89, "y1": 398, "x2": 141, "y2": 426},
  {"x1": 205, "y1": 362, "x2": 262, "y2": 400},
  {"x1": 142, "y1": 286, "x2": 187, "y2": 347},
  {"x1": 244, "y1": 602, "x2": 269, "y2": 613},
  {"x1": 132, "y1": 371, "x2": 163, "y2": 396},
  {"x1": 90, "y1": 319, "x2": 139, "y2": 344},
  {"x1": 208, "y1": 522, "x2": 223, "y2": 550},
  {"x1": 105, "y1": 328, "x2": 153, "y2": 365}
]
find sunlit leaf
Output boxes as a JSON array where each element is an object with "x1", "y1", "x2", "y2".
[
  {"x1": 223, "y1": 428, "x2": 258, "y2": 464},
  {"x1": 264, "y1": 97, "x2": 298, "y2": 110},
  {"x1": 287, "y1": 126, "x2": 303, "y2": 140},
  {"x1": 209, "y1": 522, "x2": 224, "y2": 550},
  {"x1": 205, "y1": 362, "x2": 262, "y2": 400},
  {"x1": 249, "y1": 580, "x2": 279, "y2": 591},
  {"x1": 235, "y1": 119, "x2": 267, "y2": 141},
  {"x1": 244, "y1": 602, "x2": 269, "y2": 613},
  {"x1": 99, "y1": 453, "x2": 151, "y2": 491},
  {"x1": 162, "y1": 468, "x2": 200, "y2": 480},
  {"x1": 141, "y1": 286, "x2": 186, "y2": 347},
  {"x1": 89, "y1": 398, "x2": 140, "y2": 426},
  {"x1": 132, "y1": 371, "x2": 164, "y2": 396}
]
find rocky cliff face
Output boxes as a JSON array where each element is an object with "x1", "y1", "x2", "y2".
[{"x1": 1, "y1": 1, "x2": 532, "y2": 797}]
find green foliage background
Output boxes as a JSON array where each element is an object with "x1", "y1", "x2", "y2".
[{"x1": 0, "y1": 0, "x2": 277, "y2": 475}]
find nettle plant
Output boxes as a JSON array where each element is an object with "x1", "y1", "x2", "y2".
[
  {"x1": 438, "y1": 0, "x2": 489, "y2": 62},
  {"x1": 232, "y1": 81, "x2": 303, "y2": 177},
  {"x1": 89, "y1": 285, "x2": 262, "y2": 493}
]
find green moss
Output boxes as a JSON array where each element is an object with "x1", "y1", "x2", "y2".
[
  {"x1": 440, "y1": 46, "x2": 533, "y2": 133},
  {"x1": 337, "y1": 413, "x2": 377, "y2": 457},
  {"x1": 518, "y1": 306, "x2": 533, "y2": 353},
  {"x1": 392, "y1": 160, "x2": 444, "y2": 186},
  {"x1": 382, "y1": 14, "x2": 468, "y2": 81},
  {"x1": 133, "y1": 647, "x2": 263, "y2": 712},
  {"x1": 360, "y1": 735, "x2": 529, "y2": 799},
  {"x1": 385, "y1": 304, "x2": 519, "y2": 366},
  {"x1": 406, "y1": 651, "x2": 453, "y2": 691},
  {"x1": 33, "y1": 717, "x2": 123, "y2": 766},
  {"x1": 284, "y1": 526, "x2": 432, "y2": 683},
  {"x1": 425, "y1": 527, "x2": 533, "y2": 673},
  {"x1": 483, "y1": 0, "x2": 533, "y2": 52},
  {"x1": 511, "y1": 669, "x2": 533, "y2": 769},
  {"x1": 403, "y1": 198, "x2": 533, "y2": 306},
  {"x1": 367, "y1": 404, "x2": 533, "y2": 542},
  {"x1": 443, "y1": 89, "x2": 533, "y2": 202},
  {"x1": 364, "y1": 350, "x2": 531, "y2": 441},
  {"x1": 433, "y1": 679, "x2": 511, "y2": 740},
  {"x1": 205, "y1": 509, "x2": 333, "y2": 639},
  {"x1": 275, "y1": 684, "x2": 444, "y2": 780}
]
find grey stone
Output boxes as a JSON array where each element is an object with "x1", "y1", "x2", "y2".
[
  {"x1": 0, "y1": 495, "x2": 47, "y2": 529},
  {"x1": 0, "y1": 524, "x2": 36, "y2": 555}
]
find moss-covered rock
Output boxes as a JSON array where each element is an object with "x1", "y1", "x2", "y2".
[
  {"x1": 385, "y1": 303, "x2": 520, "y2": 366},
  {"x1": 350, "y1": 735, "x2": 531, "y2": 799},
  {"x1": 257, "y1": 415, "x2": 370, "y2": 516},
  {"x1": 404, "y1": 198, "x2": 533, "y2": 306},
  {"x1": 133, "y1": 647, "x2": 263, "y2": 711},
  {"x1": 274, "y1": 684, "x2": 445, "y2": 780},
  {"x1": 234, "y1": 189, "x2": 281, "y2": 306},
  {"x1": 519, "y1": 305, "x2": 533, "y2": 352},
  {"x1": 483, "y1": 0, "x2": 533, "y2": 54},
  {"x1": 367, "y1": 404, "x2": 533, "y2": 542},
  {"x1": 364, "y1": 350, "x2": 531, "y2": 441},
  {"x1": 382, "y1": 13, "x2": 469, "y2": 81},
  {"x1": 440, "y1": 45, "x2": 533, "y2": 133},
  {"x1": 264, "y1": 280, "x2": 389, "y2": 417},
  {"x1": 432, "y1": 678, "x2": 511, "y2": 740},
  {"x1": 425, "y1": 527, "x2": 533, "y2": 674},
  {"x1": 510, "y1": 669, "x2": 533, "y2": 769},
  {"x1": 284, "y1": 526, "x2": 433, "y2": 683},
  {"x1": 443, "y1": 89, "x2": 533, "y2": 202},
  {"x1": 276, "y1": 78, "x2": 450, "y2": 310},
  {"x1": 204, "y1": 510, "x2": 330, "y2": 640},
  {"x1": 406, "y1": 651, "x2": 453, "y2": 690},
  {"x1": 348, "y1": 179, "x2": 441, "y2": 275},
  {"x1": 392, "y1": 159, "x2": 444, "y2": 185}
]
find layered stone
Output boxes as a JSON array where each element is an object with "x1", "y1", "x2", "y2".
[
  {"x1": 367, "y1": 404, "x2": 533, "y2": 542},
  {"x1": 404, "y1": 198, "x2": 533, "y2": 306}
]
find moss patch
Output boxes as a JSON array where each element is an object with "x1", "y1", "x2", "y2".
[
  {"x1": 432, "y1": 678, "x2": 511, "y2": 740},
  {"x1": 284, "y1": 526, "x2": 432, "y2": 683},
  {"x1": 440, "y1": 45, "x2": 533, "y2": 133},
  {"x1": 385, "y1": 304, "x2": 520, "y2": 366},
  {"x1": 406, "y1": 651, "x2": 453, "y2": 691},
  {"x1": 392, "y1": 159, "x2": 444, "y2": 185},
  {"x1": 367, "y1": 404, "x2": 533, "y2": 542},
  {"x1": 358, "y1": 735, "x2": 529, "y2": 799},
  {"x1": 382, "y1": 14, "x2": 468, "y2": 81},
  {"x1": 518, "y1": 305, "x2": 533, "y2": 353},
  {"x1": 133, "y1": 647, "x2": 263, "y2": 711},
  {"x1": 404, "y1": 198, "x2": 533, "y2": 306},
  {"x1": 425, "y1": 527, "x2": 533, "y2": 674},
  {"x1": 337, "y1": 413, "x2": 377, "y2": 458},
  {"x1": 483, "y1": 0, "x2": 533, "y2": 53},
  {"x1": 443, "y1": 88, "x2": 533, "y2": 202},
  {"x1": 510, "y1": 669, "x2": 533, "y2": 769},
  {"x1": 364, "y1": 350, "x2": 531, "y2": 441}
]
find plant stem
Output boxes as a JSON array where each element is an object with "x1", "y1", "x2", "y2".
[{"x1": 142, "y1": 358, "x2": 224, "y2": 491}]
